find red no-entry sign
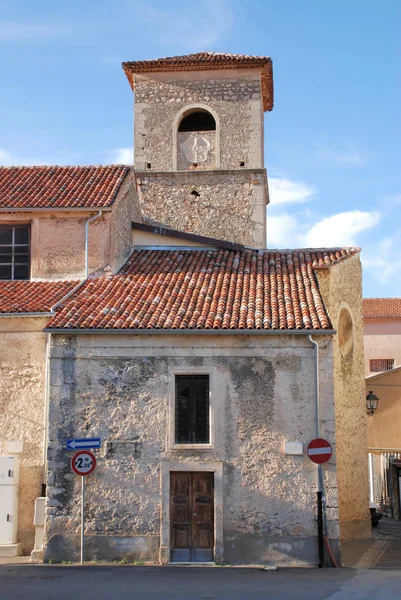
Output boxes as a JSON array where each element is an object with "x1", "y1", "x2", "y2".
[{"x1": 307, "y1": 438, "x2": 332, "y2": 464}]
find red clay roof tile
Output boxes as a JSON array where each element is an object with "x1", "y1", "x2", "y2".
[
  {"x1": 0, "y1": 280, "x2": 78, "y2": 314},
  {"x1": 363, "y1": 298, "x2": 401, "y2": 318},
  {"x1": 46, "y1": 247, "x2": 358, "y2": 331},
  {"x1": 0, "y1": 165, "x2": 130, "y2": 210}
]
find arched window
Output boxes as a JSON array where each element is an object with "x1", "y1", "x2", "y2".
[{"x1": 178, "y1": 110, "x2": 216, "y2": 132}]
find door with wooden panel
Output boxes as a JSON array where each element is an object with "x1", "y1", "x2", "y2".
[{"x1": 170, "y1": 472, "x2": 214, "y2": 562}]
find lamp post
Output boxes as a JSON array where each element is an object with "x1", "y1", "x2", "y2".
[{"x1": 366, "y1": 391, "x2": 379, "y2": 416}]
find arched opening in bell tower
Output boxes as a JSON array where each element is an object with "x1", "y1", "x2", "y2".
[
  {"x1": 174, "y1": 105, "x2": 220, "y2": 171},
  {"x1": 178, "y1": 110, "x2": 216, "y2": 132}
]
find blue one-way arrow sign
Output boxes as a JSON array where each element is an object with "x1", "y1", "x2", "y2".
[{"x1": 66, "y1": 438, "x2": 101, "y2": 451}]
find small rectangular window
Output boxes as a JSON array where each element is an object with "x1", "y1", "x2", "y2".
[
  {"x1": 0, "y1": 225, "x2": 30, "y2": 280},
  {"x1": 175, "y1": 375, "x2": 210, "y2": 444},
  {"x1": 369, "y1": 359, "x2": 394, "y2": 372}
]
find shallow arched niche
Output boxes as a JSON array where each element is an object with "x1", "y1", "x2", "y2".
[
  {"x1": 173, "y1": 104, "x2": 220, "y2": 171},
  {"x1": 337, "y1": 304, "x2": 355, "y2": 362}
]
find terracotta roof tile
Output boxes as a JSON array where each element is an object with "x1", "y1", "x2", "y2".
[
  {"x1": 46, "y1": 247, "x2": 358, "y2": 331},
  {"x1": 122, "y1": 52, "x2": 274, "y2": 112},
  {"x1": 0, "y1": 165, "x2": 130, "y2": 210},
  {"x1": 0, "y1": 280, "x2": 78, "y2": 314},
  {"x1": 363, "y1": 298, "x2": 401, "y2": 318}
]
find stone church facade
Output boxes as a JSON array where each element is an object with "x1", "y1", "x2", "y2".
[{"x1": 0, "y1": 53, "x2": 370, "y2": 566}]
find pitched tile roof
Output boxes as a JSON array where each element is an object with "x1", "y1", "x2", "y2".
[
  {"x1": 0, "y1": 165, "x2": 130, "y2": 210},
  {"x1": 122, "y1": 52, "x2": 274, "y2": 112},
  {"x1": 0, "y1": 280, "x2": 78, "y2": 314},
  {"x1": 46, "y1": 248, "x2": 358, "y2": 331},
  {"x1": 363, "y1": 298, "x2": 401, "y2": 318}
]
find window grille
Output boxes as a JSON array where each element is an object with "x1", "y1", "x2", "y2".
[
  {"x1": 369, "y1": 359, "x2": 394, "y2": 373},
  {"x1": 175, "y1": 375, "x2": 210, "y2": 444},
  {"x1": 0, "y1": 225, "x2": 30, "y2": 280}
]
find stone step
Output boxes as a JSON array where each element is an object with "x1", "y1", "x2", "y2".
[{"x1": 0, "y1": 544, "x2": 23, "y2": 558}]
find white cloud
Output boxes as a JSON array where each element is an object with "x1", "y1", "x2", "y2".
[
  {"x1": 266, "y1": 208, "x2": 380, "y2": 249},
  {"x1": 266, "y1": 213, "x2": 302, "y2": 248},
  {"x1": 269, "y1": 177, "x2": 316, "y2": 205},
  {"x1": 107, "y1": 147, "x2": 133, "y2": 165},
  {"x1": 0, "y1": 149, "x2": 48, "y2": 166},
  {"x1": 305, "y1": 210, "x2": 381, "y2": 247},
  {"x1": 315, "y1": 142, "x2": 366, "y2": 167},
  {"x1": 363, "y1": 234, "x2": 401, "y2": 288},
  {"x1": 134, "y1": 0, "x2": 233, "y2": 50}
]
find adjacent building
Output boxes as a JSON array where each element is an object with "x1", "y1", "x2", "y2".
[{"x1": 363, "y1": 298, "x2": 401, "y2": 518}]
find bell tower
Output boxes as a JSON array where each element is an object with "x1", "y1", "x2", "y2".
[{"x1": 122, "y1": 52, "x2": 273, "y2": 248}]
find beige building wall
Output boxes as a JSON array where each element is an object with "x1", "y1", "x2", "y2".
[
  {"x1": 364, "y1": 318, "x2": 401, "y2": 375},
  {"x1": 366, "y1": 368, "x2": 401, "y2": 451},
  {"x1": 0, "y1": 317, "x2": 49, "y2": 552},
  {"x1": 44, "y1": 332, "x2": 340, "y2": 566},
  {"x1": 316, "y1": 254, "x2": 371, "y2": 540}
]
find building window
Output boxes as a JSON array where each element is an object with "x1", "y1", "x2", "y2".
[
  {"x1": 0, "y1": 225, "x2": 30, "y2": 280},
  {"x1": 369, "y1": 359, "x2": 395, "y2": 373},
  {"x1": 178, "y1": 110, "x2": 216, "y2": 132},
  {"x1": 175, "y1": 375, "x2": 210, "y2": 444}
]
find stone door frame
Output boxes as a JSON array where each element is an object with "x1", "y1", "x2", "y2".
[{"x1": 160, "y1": 461, "x2": 223, "y2": 564}]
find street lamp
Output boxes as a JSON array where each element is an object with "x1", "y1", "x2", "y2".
[{"x1": 366, "y1": 391, "x2": 379, "y2": 416}]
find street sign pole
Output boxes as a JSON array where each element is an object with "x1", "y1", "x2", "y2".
[
  {"x1": 81, "y1": 475, "x2": 85, "y2": 565},
  {"x1": 71, "y1": 450, "x2": 96, "y2": 565}
]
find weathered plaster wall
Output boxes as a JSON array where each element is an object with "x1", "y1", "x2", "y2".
[
  {"x1": 366, "y1": 370, "x2": 401, "y2": 450},
  {"x1": 134, "y1": 69, "x2": 264, "y2": 171},
  {"x1": 137, "y1": 170, "x2": 267, "y2": 248},
  {"x1": 0, "y1": 176, "x2": 141, "y2": 279},
  {"x1": 363, "y1": 318, "x2": 401, "y2": 375},
  {"x1": 316, "y1": 255, "x2": 371, "y2": 540},
  {"x1": 0, "y1": 317, "x2": 48, "y2": 552},
  {"x1": 0, "y1": 211, "x2": 111, "y2": 279},
  {"x1": 44, "y1": 333, "x2": 339, "y2": 566},
  {"x1": 132, "y1": 229, "x2": 210, "y2": 248}
]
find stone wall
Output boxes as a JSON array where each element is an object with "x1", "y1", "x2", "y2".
[
  {"x1": 137, "y1": 170, "x2": 267, "y2": 248},
  {"x1": 44, "y1": 332, "x2": 339, "y2": 566},
  {"x1": 134, "y1": 69, "x2": 264, "y2": 172},
  {"x1": 316, "y1": 254, "x2": 371, "y2": 540},
  {"x1": 0, "y1": 317, "x2": 49, "y2": 552}
]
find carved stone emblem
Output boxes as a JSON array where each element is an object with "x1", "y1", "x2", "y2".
[{"x1": 181, "y1": 134, "x2": 210, "y2": 163}]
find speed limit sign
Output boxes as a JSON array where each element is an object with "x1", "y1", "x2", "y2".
[{"x1": 71, "y1": 450, "x2": 96, "y2": 476}]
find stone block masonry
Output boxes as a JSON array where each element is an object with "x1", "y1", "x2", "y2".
[
  {"x1": 134, "y1": 69, "x2": 264, "y2": 172},
  {"x1": 137, "y1": 170, "x2": 268, "y2": 248}
]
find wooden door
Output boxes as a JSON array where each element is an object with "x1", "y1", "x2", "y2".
[{"x1": 170, "y1": 472, "x2": 214, "y2": 562}]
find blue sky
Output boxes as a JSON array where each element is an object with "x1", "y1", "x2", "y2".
[{"x1": 1, "y1": 0, "x2": 400, "y2": 297}]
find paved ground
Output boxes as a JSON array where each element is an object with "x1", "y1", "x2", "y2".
[
  {"x1": 371, "y1": 517, "x2": 401, "y2": 569},
  {"x1": 341, "y1": 517, "x2": 401, "y2": 569},
  {"x1": 1, "y1": 564, "x2": 401, "y2": 600}
]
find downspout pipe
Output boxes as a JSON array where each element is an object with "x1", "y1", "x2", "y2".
[
  {"x1": 308, "y1": 334, "x2": 320, "y2": 443},
  {"x1": 42, "y1": 210, "x2": 103, "y2": 482},
  {"x1": 308, "y1": 333, "x2": 339, "y2": 568}
]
